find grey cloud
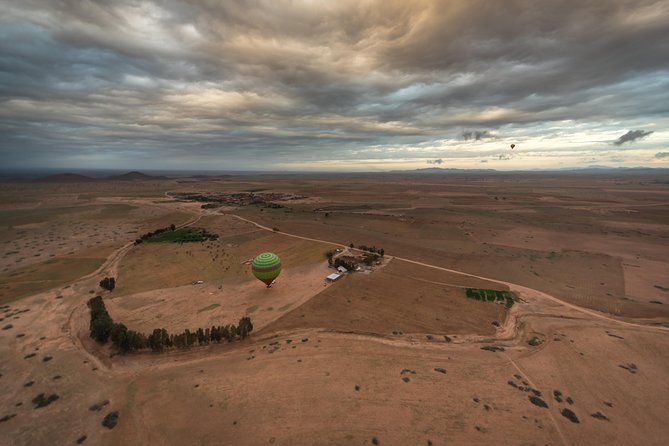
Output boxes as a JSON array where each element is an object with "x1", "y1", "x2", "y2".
[
  {"x1": 462, "y1": 130, "x2": 492, "y2": 141},
  {"x1": 427, "y1": 158, "x2": 443, "y2": 165},
  {"x1": 1, "y1": 0, "x2": 668, "y2": 169},
  {"x1": 613, "y1": 130, "x2": 654, "y2": 146},
  {"x1": 655, "y1": 152, "x2": 669, "y2": 158}
]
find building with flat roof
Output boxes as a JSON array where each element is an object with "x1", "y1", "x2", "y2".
[{"x1": 326, "y1": 273, "x2": 341, "y2": 282}]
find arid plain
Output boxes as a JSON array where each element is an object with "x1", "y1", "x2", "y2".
[{"x1": 1, "y1": 171, "x2": 668, "y2": 445}]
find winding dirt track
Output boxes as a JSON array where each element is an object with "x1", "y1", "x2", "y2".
[
  {"x1": 69, "y1": 210, "x2": 667, "y2": 374},
  {"x1": 10, "y1": 205, "x2": 664, "y2": 446},
  {"x1": 232, "y1": 214, "x2": 668, "y2": 333},
  {"x1": 227, "y1": 214, "x2": 668, "y2": 446}
]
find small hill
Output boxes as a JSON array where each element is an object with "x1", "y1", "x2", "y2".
[
  {"x1": 35, "y1": 173, "x2": 96, "y2": 183},
  {"x1": 106, "y1": 171, "x2": 167, "y2": 181}
]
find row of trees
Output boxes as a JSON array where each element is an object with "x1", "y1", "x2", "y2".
[
  {"x1": 134, "y1": 224, "x2": 177, "y2": 245},
  {"x1": 87, "y1": 296, "x2": 253, "y2": 353},
  {"x1": 354, "y1": 244, "x2": 384, "y2": 257}
]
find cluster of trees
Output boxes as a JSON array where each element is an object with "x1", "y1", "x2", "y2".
[
  {"x1": 334, "y1": 257, "x2": 357, "y2": 271},
  {"x1": 99, "y1": 277, "x2": 116, "y2": 291},
  {"x1": 134, "y1": 224, "x2": 177, "y2": 245},
  {"x1": 326, "y1": 250, "x2": 358, "y2": 271},
  {"x1": 88, "y1": 295, "x2": 115, "y2": 342},
  {"x1": 361, "y1": 253, "x2": 381, "y2": 266},
  {"x1": 87, "y1": 296, "x2": 254, "y2": 354}
]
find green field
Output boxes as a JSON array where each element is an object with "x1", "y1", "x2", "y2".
[
  {"x1": 465, "y1": 288, "x2": 516, "y2": 309},
  {"x1": 145, "y1": 228, "x2": 218, "y2": 243}
]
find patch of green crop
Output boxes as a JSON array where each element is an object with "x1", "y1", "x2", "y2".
[{"x1": 145, "y1": 228, "x2": 217, "y2": 243}]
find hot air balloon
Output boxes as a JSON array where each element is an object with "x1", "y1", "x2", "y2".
[
  {"x1": 251, "y1": 252, "x2": 282, "y2": 287},
  {"x1": 510, "y1": 144, "x2": 516, "y2": 149}
]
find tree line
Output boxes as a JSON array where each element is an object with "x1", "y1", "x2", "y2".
[
  {"x1": 134, "y1": 224, "x2": 177, "y2": 245},
  {"x1": 354, "y1": 244, "x2": 384, "y2": 257},
  {"x1": 87, "y1": 296, "x2": 253, "y2": 354}
]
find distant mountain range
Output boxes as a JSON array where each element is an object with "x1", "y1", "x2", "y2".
[
  {"x1": 0, "y1": 166, "x2": 665, "y2": 182},
  {"x1": 35, "y1": 171, "x2": 167, "y2": 182},
  {"x1": 34, "y1": 173, "x2": 98, "y2": 183},
  {"x1": 106, "y1": 171, "x2": 168, "y2": 181},
  {"x1": 391, "y1": 166, "x2": 669, "y2": 173}
]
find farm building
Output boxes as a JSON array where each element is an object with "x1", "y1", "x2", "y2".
[{"x1": 326, "y1": 273, "x2": 341, "y2": 282}]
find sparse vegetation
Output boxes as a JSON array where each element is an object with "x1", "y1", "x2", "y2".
[
  {"x1": 528, "y1": 395, "x2": 548, "y2": 408},
  {"x1": 102, "y1": 411, "x2": 119, "y2": 429},
  {"x1": 528, "y1": 336, "x2": 542, "y2": 346},
  {"x1": 480, "y1": 345, "x2": 505, "y2": 352},
  {"x1": 1, "y1": 414, "x2": 17, "y2": 423},
  {"x1": 619, "y1": 363, "x2": 638, "y2": 374},
  {"x1": 561, "y1": 408, "x2": 579, "y2": 423},
  {"x1": 32, "y1": 393, "x2": 59, "y2": 408},
  {"x1": 89, "y1": 400, "x2": 110, "y2": 411}
]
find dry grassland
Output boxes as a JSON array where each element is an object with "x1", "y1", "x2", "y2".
[{"x1": 1, "y1": 172, "x2": 668, "y2": 446}]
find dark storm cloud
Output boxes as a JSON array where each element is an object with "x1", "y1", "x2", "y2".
[
  {"x1": 462, "y1": 130, "x2": 492, "y2": 141},
  {"x1": 613, "y1": 130, "x2": 654, "y2": 145},
  {"x1": 1, "y1": 0, "x2": 668, "y2": 169}
]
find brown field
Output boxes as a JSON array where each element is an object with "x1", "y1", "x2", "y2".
[
  {"x1": 1, "y1": 171, "x2": 668, "y2": 446},
  {"x1": 262, "y1": 260, "x2": 507, "y2": 337}
]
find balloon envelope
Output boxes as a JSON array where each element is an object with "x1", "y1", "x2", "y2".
[
  {"x1": 251, "y1": 252, "x2": 282, "y2": 286},
  {"x1": 510, "y1": 144, "x2": 515, "y2": 149}
]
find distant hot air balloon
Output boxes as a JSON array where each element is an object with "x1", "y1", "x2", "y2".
[
  {"x1": 510, "y1": 144, "x2": 516, "y2": 149},
  {"x1": 251, "y1": 252, "x2": 282, "y2": 287}
]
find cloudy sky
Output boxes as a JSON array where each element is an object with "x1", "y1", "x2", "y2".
[{"x1": 1, "y1": 0, "x2": 668, "y2": 171}]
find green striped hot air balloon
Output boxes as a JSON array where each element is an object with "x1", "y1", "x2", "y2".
[{"x1": 251, "y1": 252, "x2": 282, "y2": 287}]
